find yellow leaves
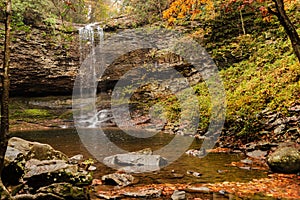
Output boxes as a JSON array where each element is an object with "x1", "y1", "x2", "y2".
[
  {"x1": 177, "y1": 12, "x2": 185, "y2": 19},
  {"x1": 163, "y1": 0, "x2": 215, "y2": 24},
  {"x1": 168, "y1": 16, "x2": 176, "y2": 24}
]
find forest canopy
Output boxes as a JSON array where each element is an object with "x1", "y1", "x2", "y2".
[{"x1": 0, "y1": 0, "x2": 113, "y2": 27}]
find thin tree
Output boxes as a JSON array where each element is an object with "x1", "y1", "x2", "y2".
[
  {"x1": 268, "y1": 0, "x2": 300, "y2": 62},
  {"x1": 0, "y1": 0, "x2": 12, "y2": 198}
]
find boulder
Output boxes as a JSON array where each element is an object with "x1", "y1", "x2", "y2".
[
  {"x1": 267, "y1": 146, "x2": 300, "y2": 174},
  {"x1": 6, "y1": 137, "x2": 68, "y2": 163},
  {"x1": 13, "y1": 183, "x2": 89, "y2": 200},
  {"x1": 69, "y1": 154, "x2": 84, "y2": 164},
  {"x1": 37, "y1": 182, "x2": 89, "y2": 200},
  {"x1": 24, "y1": 159, "x2": 92, "y2": 189},
  {"x1": 24, "y1": 159, "x2": 76, "y2": 178},
  {"x1": 2, "y1": 137, "x2": 93, "y2": 199},
  {"x1": 102, "y1": 173, "x2": 136, "y2": 187},
  {"x1": 3, "y1": 137, "x2": 68, "y2": 185},
  {"x1": 103, "y1": 148, "x2": 168, "y2": 172},
  {"x1": 171, "y1": 190, "x2": 186, "y2": 200},
  {"x1": 105, "y1": 154, "x2": 167, "y2": 166},
  {"x1": 246, "y1": 150, "x2": 267, "y2": 159}
]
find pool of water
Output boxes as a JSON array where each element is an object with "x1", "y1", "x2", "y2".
[{"x1": 11, "y1": 128, "x2": 268, "y2": 185}]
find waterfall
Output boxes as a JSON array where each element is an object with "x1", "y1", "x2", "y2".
[{"x1": 76, "y1": 23, "x2": 108, "y2": 128}]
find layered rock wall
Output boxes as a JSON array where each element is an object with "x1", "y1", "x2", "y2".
[
  {"x1": 0, "y1": 24, "x2": 80, "y2": 96},
  {"x1": 0, "y1": 23, "x2": 200, "y2": 97}
]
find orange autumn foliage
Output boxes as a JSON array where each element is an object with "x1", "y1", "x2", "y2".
[
  {"x1": 163, "y1": 0, "x2": 215, "y2": 24},
  {"x1": 163, "y1": 0, "x2": 298, "y2": 24}
]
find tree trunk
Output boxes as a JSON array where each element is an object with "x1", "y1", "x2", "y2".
[
  {"x1": 0, "y1": 0, "x2": 12, "y2": 198},
  {"x1": 271, "y1": 0, "x2": 300, "y2": 62}
]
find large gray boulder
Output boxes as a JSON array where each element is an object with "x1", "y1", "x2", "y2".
[
  {"x1": 3, "y1": 137, "x2": 68, "y2": 184},
  {"x1": 23, "y1": 159, "x2": 92, "y2": 189},
  {"x1": 3, "y1": 137, "x2": 92, "y2": 188},
  {"x1": 267, "y1": 146, "x2": 300, "y2": 174},
  {"x1": 2, "y1": 137, "x2": 93, "y2": 199},
  {"x1": 104, "y1": 154, "x2": 167, "y2": 166},
  {"x1": 5, "y1": 137, "x2": 68, "y2": 165},
  {"x1": 103, "y1": 148, "x2": 168, "y2": 172}
]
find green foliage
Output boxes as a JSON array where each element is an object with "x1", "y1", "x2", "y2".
[
  {"x1": 85, "y1": 0, "x2": 110, "y2": 22},
  {"x1": 223, "y1": 36, "x2": 299, "y2": 120},
  {"x1": 10, "y1": 108, "x2": 51, "y2": 119},
  {"x1": 0, "y1": 0, "x2": 111, "y2": 30},
  {"x1": 157, "y1": 1, "x2": 300, "y2": 137},
  {"x1": 10, "y1": 0, "x2": 47, "y2": 27},
  {"x1": 122, "y1": 0, "x2": 169, "y2": 23},
  {"x1": 158, "y1": 83, "x2": 211, "y2": 130},
  {"x1": 43, "y1": 15, "x2": 57, "y2": 27},
  {"x1": 48, "y1": 0, "x2": 87, "y2": 24}
]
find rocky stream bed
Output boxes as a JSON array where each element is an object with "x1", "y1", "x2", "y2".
[
  {"x1": 6, "y1": 127, "x2": 300, "y2": 200},
  {"x1": 4, "y1": 96, "x2": 300, "y2": 199}
]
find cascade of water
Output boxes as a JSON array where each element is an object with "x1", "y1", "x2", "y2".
[{"x1": 77, "y1": 23, "x2": 105, "y2": 128}]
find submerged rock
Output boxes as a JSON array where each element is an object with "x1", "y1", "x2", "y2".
[
  {"x1": 240, "y1": 158, "x2": 253, "y2": 165},
  {"x1": 267, "y1": 146, "x2": 300, "y2": 174},
  {"x1": 187, "y1": 170, "x2": 202, "y2": 177}
]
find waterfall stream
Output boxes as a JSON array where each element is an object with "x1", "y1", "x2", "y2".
[{"x1": 76, "y1": 23, "x2": 112, "y2": 128}]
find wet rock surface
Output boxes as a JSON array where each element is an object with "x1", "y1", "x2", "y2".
[
  {"x1": 267, "y1": 145, "x2": 300, "y2": 174},
  {"x1": 246, "y1": 150, "x2": 268, "y2": 159},
  {"x1": 36, "y1": 183, "x2": 89, "y2": 200},
  {"x1": 101, "y1": 173, "x2": 136, "y2": 187},
  {"x1": 185, "y1": 186, "x2": 211, "y2": 193},
  {"x1": 3, "y1": 137, "x2": 92, "y2": 199},
  {"x1": 6, "y1": 137, "x2": 68, "y2": 162},
  {"x1": 171, "y1": 190, "x2": 186, "y2": 200},
  {"x1": 4, "y1": 137, "x2": 69, "y2": 184},
  {"x1": 123, "y1": 188, "x2": 162, "y2": 198},
  {"x1": 103, "y1": 148, "x2": 168, "y2": 172},
  {"x1": 0, "y1": 22, "x2": 200, "y2": 97}
]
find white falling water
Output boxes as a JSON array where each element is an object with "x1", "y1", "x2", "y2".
[{"x1": 77, "y1": 23, "x2": 108, "y2": 128}]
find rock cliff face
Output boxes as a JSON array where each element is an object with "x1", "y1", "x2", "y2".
[
  {"x1": 0, "y1": 24, "x2": 80, "y2": 96},
  {"x1": 0, "y1": 22, "x2": 201, "y2": 97}
]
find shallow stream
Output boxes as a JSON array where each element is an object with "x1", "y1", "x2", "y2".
[{"x1": 11, "y1": 128, "x2": 268, "y2": 186}]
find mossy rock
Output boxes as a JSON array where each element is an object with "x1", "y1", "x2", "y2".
[
  {"x1": 267, "y1": 146, "x2": 300, "y2": 174},
  {"x1": 37, "y1": 182, "x2": 89, "y2": 200}
]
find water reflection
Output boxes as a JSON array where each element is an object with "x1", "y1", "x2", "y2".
[{"x1": 11, "y1": 128, "x2": 267, "y2": 185}]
